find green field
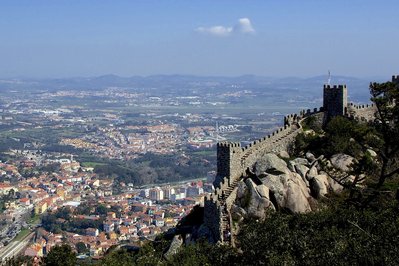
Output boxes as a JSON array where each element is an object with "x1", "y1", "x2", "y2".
[
  {"x1": 81, "y1": 162, "x2": 106, "y2": 168},
  {"x1": 28, "y1": 214, "x2": 41, "y2": 225},
  {"x1": 14, "y1": 228, "x2": 31, "y2": 241},
  {"x1": 191, "y1": 150, "x2": 214, "y2": 156}
]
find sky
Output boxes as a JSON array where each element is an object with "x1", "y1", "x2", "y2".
[{"x1": 0, "y1": 0, "x2": 398, "y2": 78}]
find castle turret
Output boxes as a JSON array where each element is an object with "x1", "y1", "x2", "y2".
[
  {"x1": 323, "y1": 84, "x2": 348, "y2": 122},
  {"x1": 214, "y1": 142, "x2": 242, "y2": 188},
  {"x1": 392, "y1": 75, "x2": 399, "y2": 84}
]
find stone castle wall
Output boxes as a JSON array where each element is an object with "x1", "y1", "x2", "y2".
[
  {"x1": 204, "y1": 75, "x2": 399, "y2": 244},
  {"x1": 323, "y1": 85, "x2": 347, "y2": 121},
  {"x1": 346, "y1": 103, "x2": 376, "y2": 122},
  {"x1": 215, "y1": 107, "x2": 324, "y2": 187},
  {"x1": 203, "y1": 195, "x2": 222, "y2": 242},
  {"x1": 214, "y1": 142, "x2": 243, "y2": 188},
  {"x1": 206, "y1": 107, "x2": 324, "y2": 243}
]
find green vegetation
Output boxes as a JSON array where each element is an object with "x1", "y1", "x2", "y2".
[
  {"x1": 28, "y1": 214, "x2": 41, "y2": 225},
  {"x1": 81, "y1": 161, "x2": 106, "y2": 168},
  {"x1": 1, "y1": 256, "x2": 35, "y2": 266},
  {"x1": 295, "y1": 79, "x2": 399, "y2": 206},
  {"x1": 11, "y1": 80, "x2": 399, "y2": 265},
  {"x1": 0, "y1": 126, "x2": 87, "y2": 149},
  {"x1": 85, "y1": 152, "x2": 215, "y2": 191},
  {"x1": 45, "y1": 244, "x2": 77, "y2": 266},
  {"x1": 76, "y1": 242, "x2": 89, "y2": 254},
  {"x1": 41, "y1": 207, "x2": 104, "y2": 235},
  {"x1": 14, "y1": 228, "x2": 30, "y2": 241},
  {"x1": 294, "y1": 116, "x2": 374, "y2": 158},
  {"x1": 91, "y1": 200, "x2": 399, "y2": 266}
]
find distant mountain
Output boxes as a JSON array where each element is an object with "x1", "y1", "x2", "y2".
[{"x1": 0, "y1": 74, "x2": 381, "y2": 102}]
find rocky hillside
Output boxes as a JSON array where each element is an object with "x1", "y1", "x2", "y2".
[{"x1": 232, "y1": 152, "x2": 356, "y2": 221}]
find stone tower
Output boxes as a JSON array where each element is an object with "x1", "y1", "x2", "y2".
[
  {"x1": 214, "y1": 142, "x2": 242, "y2": 189},
  {"x1": 323, "y1": 84, "x2": 348, "y2": 121},
  {"x1": 392, "y1": 75, "x2": 399, "y2": 84}
]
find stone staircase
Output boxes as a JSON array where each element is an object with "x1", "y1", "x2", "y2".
[
  {"x1": 216, "y1": 178, "x2": 239, "y2": 244},
  {"x1": 206, "y1": 117, "x2": 307, "y2": 246},
  {"x1": 212, "y1": 122, "x2": 304, "y2": 245}
]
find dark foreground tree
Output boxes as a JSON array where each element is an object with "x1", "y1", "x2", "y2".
[
  {"x1": 369, "y1": 80, "x2": 399, "y2": 188},
  {"x1": 2, "y1": 256, "x2": 34, "y2": 266},
  {"x1": 237, "y1": 203, "x2": 399, "y2": 266},
  {"x1": 44, "y1": 244, "x2": 76, "y2": 266},
  {"x1": 76, "y1": 242, "x2": 88, "y2": 254}
]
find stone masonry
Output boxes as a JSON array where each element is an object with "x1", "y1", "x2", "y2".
[
  {"x1": 203, "y1": 77, "x2": 397, "y2": 245},
  {"x1": 323, "y1": 84, "x2": 347, "y2": 122}
]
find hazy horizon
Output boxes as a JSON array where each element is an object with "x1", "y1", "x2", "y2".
[{"x1": 0, "y1": 73, "x2": 390, "y2": 82}]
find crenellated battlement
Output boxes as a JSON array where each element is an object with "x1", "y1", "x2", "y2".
[
  {"x1": 203, "y1": 76, "x2": 392, "y2": 245},
  {"x1": 323, "y1": 84, "x2": 348, "y2": 121},
  {"x1": 213, "y1": 105, "x2": 325, "y2": 191},
  {"x1": 215, "y1": 141, "x2": 243, "y2": 188},
  {"x1": 206, "y1": 117, "x2": 304, "y2": 244},
  {"x1": 346, "y1": 102, "x2": 376, "y2": 122},
  {"x1": 323, "y1": 84, "x2": 347, "y2": 90},
  {"x1": 217, "y1": 142, "x2": 241, "y2": 148},
  {"x1": 349, "y1": 103, "x2": 374, "y2": 109}
]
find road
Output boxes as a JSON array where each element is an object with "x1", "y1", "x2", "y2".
[{"x1": 0, "y1": 231, "x2": 34, "y2": 262}]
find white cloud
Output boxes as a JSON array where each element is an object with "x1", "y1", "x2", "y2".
[
  {"x1": 235, "y1": 18, "x2": 255, "y2": 34},
  {"x1": 196, "y1": 18, "x2": 255, "y2": 37},
  {"x1": 196, "y1": 26, "x2": 233, "y2": 37}
]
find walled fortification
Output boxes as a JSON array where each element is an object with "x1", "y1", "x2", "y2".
[
  {"x1": 203, "y1": 77, "x2": 398, "y2": 245},
  {"x1": 346, "y1": 103, "x2": 376, "y2": 122},
  {"x1": 206, "y1": 108, "x2": 323, "y2": 244},
  {"x1": 393, "y1": 75, "x2": 399, "y2": 85},
  {"x1": 323, "y1": 84, "x2": 347, "y2": 122}
]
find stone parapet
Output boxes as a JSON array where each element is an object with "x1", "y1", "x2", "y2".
[
  {"x1": 204, "y1": 76, "x2": 399, "y2": 245},
  {"x1": 346, "y1": 103, "x2": 376, "y2": 122}
]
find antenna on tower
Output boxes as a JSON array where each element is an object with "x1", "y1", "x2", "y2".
[{"x1": 327, "y1": 70, "x2": 331, "y2": 85}]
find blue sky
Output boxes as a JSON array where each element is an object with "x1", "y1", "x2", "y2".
[{"x1": 0, "y1": 0, "x2": 398, "y2": 78}]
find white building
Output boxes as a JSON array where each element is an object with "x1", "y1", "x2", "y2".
[{"x1": 149, "y1": 187, "x2": 164, "y2": 201}]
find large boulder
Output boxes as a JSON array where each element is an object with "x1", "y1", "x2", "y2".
[
  {"x1": 244, "y1": 178, "x2": 274, "y2": 220},
  {"x1": 261, "y1": 170, "x2": 311, "y2": 213},
  {"x1": 288, "y1": 161, "x2": 296, "y2": 172},
  {"x1": 236, "y1": 181, "x2": 247, "y2": 200},
  {"x1": 310, "y1": 174, "x2": 329, "y2": 198},
  {"x1": 294, "y1": 164, "x2": 309, "y2": 180},
  {"x1": 279, "y1": 150, "x2": 290, "y2": 159},
  {"x1": 231, "y1": 204, "x2": 247, "y2": 223},
  {"x1": 327, "y1": 176, "x2": 343, "y2": 193},
  {"x1": 307, "y1": 164, "x2": 318, "y2": 180},
  {"x1": 306, "y1": 152, "x2": 316, "y2": 163},
  {"x1": 255, "y1": 153, "x2": 289, "y2": 176},
  {"x1": 291, "y1": 172, "x2": 310, "y2": 196},
  {"x1": 292, "y1": 158, "x2": 309, "y2": 166},
  {"x1": 260, "y1": 174, "x2": 287, "y2": 207},
  {"x1": 330, "y1": 154, "x2": 355, "y2": 172},
  {"x1": 285, "y1": 180, "x2": 312, "y2": 213},
  {"x1": 256, "y1": 184, "x2": 270, "y2": 199}
]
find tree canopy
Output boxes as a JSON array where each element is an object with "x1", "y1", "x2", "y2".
[{"x1": 44, "y1": 244, "x2": 76, "y2": 266}]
